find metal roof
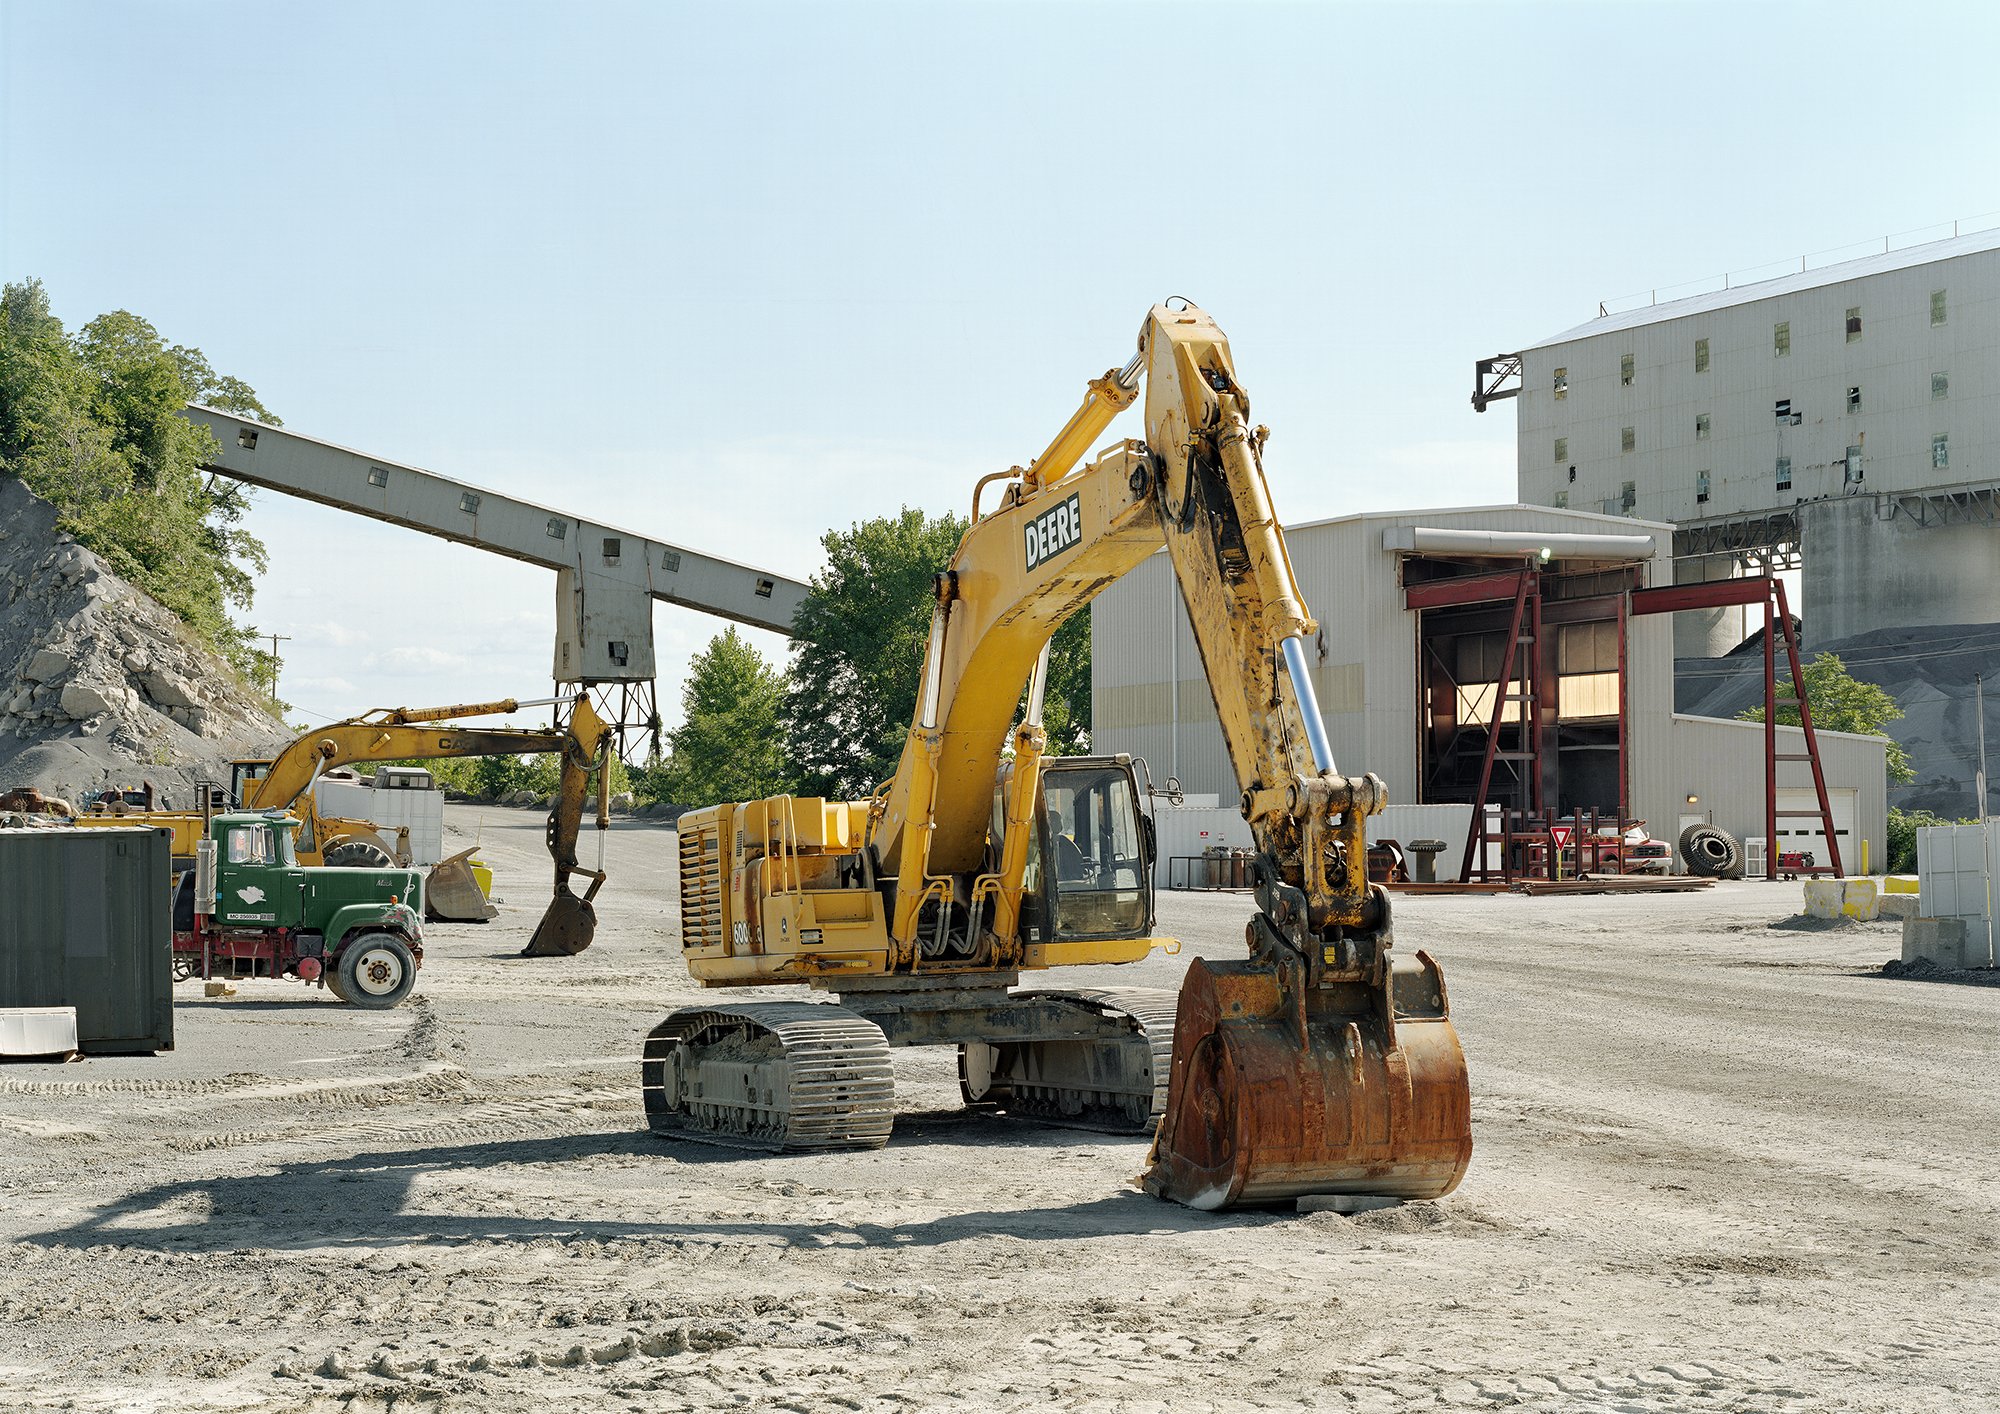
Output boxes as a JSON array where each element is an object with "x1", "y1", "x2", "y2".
[{"x1": 1524, "y1": 225, "x2": 2000, "y2": 351}]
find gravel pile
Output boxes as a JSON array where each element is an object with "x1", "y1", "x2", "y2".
[{"x1": 1678, "y1": 620, "x2": 2000, "y2": 819}]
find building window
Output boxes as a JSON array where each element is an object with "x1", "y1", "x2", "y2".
[
  {"x1": 1694, "y1": 337, "x2": 1710, "y2": 373},
  {"x1": 1620, "y1": 353, "x2": 1635, "y2": 387},
  {"x1": 1933, "y1": 289, "x2": 1948, "y2": 326},
  {"x1": 1934, "y1": 434, "x2": 1950, "y2": 470},
  {"x1": 1774, "y1": 321, "x2": 1790, "y2": 356},
  {"x1": 1696, "y1": 470, "x2": 1710, "y2": 505},
  {"x1": 1847, "y1": 386, "x2": 1862, "y2": 414},
  {"x1": 1620, "y1": 480, "x2": 1636, "y2": 513},
  {"x1": 1557, "y1": 620, "x2": 1621, "y2": 722},
  {"x1": 1554, "y1": 490, "x2": 1569, "y2": 509},
  {"x1": 1621, "y1": 426, "x2": 1635, "y2": 453},
  {"x1": 1553, "y1": 437, "x2": 1567, "y2": 463},
  {"x1": 1553, "y1": 367, "x2": 1568, "y2": 399},
  {"x1": 1776, "y1": 457, "x2": 1792, "y2": 491},
  {"x1": 1933, "y1": 372, "x2": 1949, "y2": 401},
  {"x1": 1845, "y1": 445, "x2": 1864, "y2": 484},
  {"x1": 1696, "y1": 412, "x2": 1711, "y2": 441},
  {"x1": 1567, "y1": 465, "x2": 1577, "y2": 483},
  {"x1": 1845, "y1": 306, "x2": 1862, "y2": 342},
  {"x1": 1774, "y1": 397, "x2": 1793, "y2": 422},
  {"x1": 366, "y1": 466, "x2": 390, "y2": 488}
]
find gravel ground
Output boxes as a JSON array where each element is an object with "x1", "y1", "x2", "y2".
[{"x1": 1, "y1": 804, "x2": 1994, "y2": 1413}]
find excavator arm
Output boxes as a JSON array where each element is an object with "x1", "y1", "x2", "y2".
[
  {"x1": 241, "y1": 695, "x2": 617, "y2": 955},
  {"x1": 876, "y1": 301, "x2": 1471, "y2": 1206}
]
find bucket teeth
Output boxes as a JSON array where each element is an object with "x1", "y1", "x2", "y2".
[{"x1": 641, "y1": 1001, "x2": 895, "y2": 1151}]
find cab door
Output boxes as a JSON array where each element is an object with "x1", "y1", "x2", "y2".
[
  {"x1": 215, "y1": 823, "x2": 288, "y2": 927},
  {"x1": 1040, "y1": 759, "x2": 1155, "y2": 942}
]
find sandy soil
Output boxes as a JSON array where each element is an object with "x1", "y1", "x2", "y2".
[{"x1": 1, "y1": 804, "x2": 1995, "y2": 1413}]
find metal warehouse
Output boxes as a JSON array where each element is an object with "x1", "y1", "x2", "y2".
[{"x1": 1091, "y1": 502, "x2": 1888, "y2": 879}]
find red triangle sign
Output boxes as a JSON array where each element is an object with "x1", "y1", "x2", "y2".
[{"x1": 1549, "y1": 826, "x2": 1573, "y2": 848}]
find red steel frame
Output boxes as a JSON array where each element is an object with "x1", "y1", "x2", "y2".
[
  {"x1": 1628, "y1": 575, "x2": 1842, "y2": 879},
  {"x1": 1454, "y1": 568, "x2": 1541, "y2": 881}
]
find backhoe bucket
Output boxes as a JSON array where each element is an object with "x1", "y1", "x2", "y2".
[
  {"x1": 1143, "y1": 954, "x2": 1471, "y2": 1210},
  {"x1": 426, "y1": 848, "x2": 496, "y2": 922},
  {"x1": 523, "y1": 891, "x2": 595, "y2": 956}
]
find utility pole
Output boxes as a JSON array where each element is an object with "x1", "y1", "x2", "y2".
[{"x1": 252, "y1": 630, "x2": 290, "y2": 703}]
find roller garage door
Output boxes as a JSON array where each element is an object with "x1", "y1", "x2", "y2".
[{"x1": 1775, "y1": 787, "x2": 1855, "y2": 870}]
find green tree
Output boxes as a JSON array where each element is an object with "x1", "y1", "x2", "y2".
[
  {"x1": 1886, "y1": 806, "x2": 1973, "y2": 874},
  {"x1": 782, "y1": 507, "x2": 1093, "y2": 800},
  {"x1": 657, "y1": 628, "x2": 790, "y2": 806},
  {"x1": 0, "y1": 279, "x2": 279, "y2": 686},
  {"x1": 1739, "y1": 651, "x2": 1913, "y2": 783}
]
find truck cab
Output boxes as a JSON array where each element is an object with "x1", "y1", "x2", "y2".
[{"x1": 178, "y1": 812, "x2": 428, "y2": 1008}]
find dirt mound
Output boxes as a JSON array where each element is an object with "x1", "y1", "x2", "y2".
[
  {"x1": 0, "y1": 476, "x2": 288, "y2": 806},
  {"x1": 1881, "y1": 954, "x2": 2000, "y2": 986}
]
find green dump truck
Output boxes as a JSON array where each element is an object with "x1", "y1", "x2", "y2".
[{"x1": 173, "y1": 812, "x2": 426, "y2": 1009}]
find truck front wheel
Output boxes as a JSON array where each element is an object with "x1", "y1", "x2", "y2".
[{"x1": 336, "y1": 933, "x2": 418, "y2": 1010}]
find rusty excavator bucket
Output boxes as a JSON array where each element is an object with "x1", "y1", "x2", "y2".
[
  {"x1": 525, "y1": 880, "x2": 600, "y2": 956},
  {"x1": 1144, "y1": 840, "x2": 1472, "y2": 1210}
]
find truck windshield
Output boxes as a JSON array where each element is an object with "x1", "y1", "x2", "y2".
[
  {"x1": 1043, "y1": 765, "x2": 1148, "y2": 939},
  {"x1": 224, "y1": 826, "x2": 274, "y2": 865}
]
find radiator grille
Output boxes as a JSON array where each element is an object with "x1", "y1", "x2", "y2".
[{"x1": 678, "y1": 825, "x2": 725, "y2": 950}]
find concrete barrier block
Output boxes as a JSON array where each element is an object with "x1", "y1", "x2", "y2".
[
  {"x1": 1841, "y1": 878, "x2": 1880, "y2": 921},
  {"x1": 1902, "y1": 916, "x2": 1969, "y2": 969},
  {"x1": 1802, "y1": 881, "x2": 1845, "y2": 919},
  {"x1": 1877, "y1": 894, "x2": 1919, "y2": 921},
  {"x1": 1883, "y1": 874, "x2": 1920, "y2": 895}
]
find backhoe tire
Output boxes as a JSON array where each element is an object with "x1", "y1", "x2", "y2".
[
  {"x1": 335, "y1": 933, "x2": 418, "y2": 1010},
  {"x1": 1678, "y1": 823, "x2": 1741, "y2": 878},
  {"x1": 324, "y1": 838, "x2": 396, "y2": 870}
]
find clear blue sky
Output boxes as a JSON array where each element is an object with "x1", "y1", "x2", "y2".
[{"x1": 4, "y1": 0, "x2": 1996, "y2": 727}]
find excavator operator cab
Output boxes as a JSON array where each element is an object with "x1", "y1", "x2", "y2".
[
  {"x1": 1012, "y1": 756, "x2": 1155, "y2": 945},
  {"x1": 229, "y1": 760, "x2": 272, "y2": 807}
]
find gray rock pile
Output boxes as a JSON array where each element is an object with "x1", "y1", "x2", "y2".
[
  {"x1": 1677, "y1": 620, "x2": 2000, "y2": 819},
  {"x1": 0, "y1": 475, "x2": 289, "y2": 806}
]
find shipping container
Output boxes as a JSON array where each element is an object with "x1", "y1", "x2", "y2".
[{"x1": 0, "y1": 826, "x2": 174, "y2": 1053}]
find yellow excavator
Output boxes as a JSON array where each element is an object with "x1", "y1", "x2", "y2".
[
  {"x1": 78, "y1": 696, "x2": 617, "y2": 955},
  {"x1": 643, "y1": 301, "x2": 1473, "y2": 1209}
]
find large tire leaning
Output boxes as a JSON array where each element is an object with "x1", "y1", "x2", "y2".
[
  {"x1": 1678, "y1": 823, "x2": 1742, "y2": 878},
  {"x1": 324, "y1": 837, "x2": 396, "y2": 869},
  {"x1": 335, "y1": 933, "x2": 418, "y2": 1010}
]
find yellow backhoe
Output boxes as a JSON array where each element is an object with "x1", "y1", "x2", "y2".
[
  {"x1": 641, "y1": 301, "x2": 1473, "y2": 1209},
  {"x1": 78, "y1": 696, "x2": 617, "y2": 955}
]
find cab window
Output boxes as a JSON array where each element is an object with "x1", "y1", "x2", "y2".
[
  {"x1": 274, "y1": 829, "x2": 298, "y2": 867},
  {"x1": 1043, "y1": 766, "x2": 1148, "y2": 939},
  {"x1": 224, "y1": 826, "x2": 272, "y2": 865}
]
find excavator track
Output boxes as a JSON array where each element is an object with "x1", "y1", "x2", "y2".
[
  {"x1": 640, "y1": 1001, "x2": 894, "y2": 1151},
  {"x1": 958, "y1": 986, "x2": 1179, "y2": 1133}
]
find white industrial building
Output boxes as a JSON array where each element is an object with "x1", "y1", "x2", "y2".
[
  {"x1": 1480, "y1": 227, "x2": 2000, "y2": 653},
  {"x1": 1092, "y1": 503, "x2": 1888, "y2": 880}
]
